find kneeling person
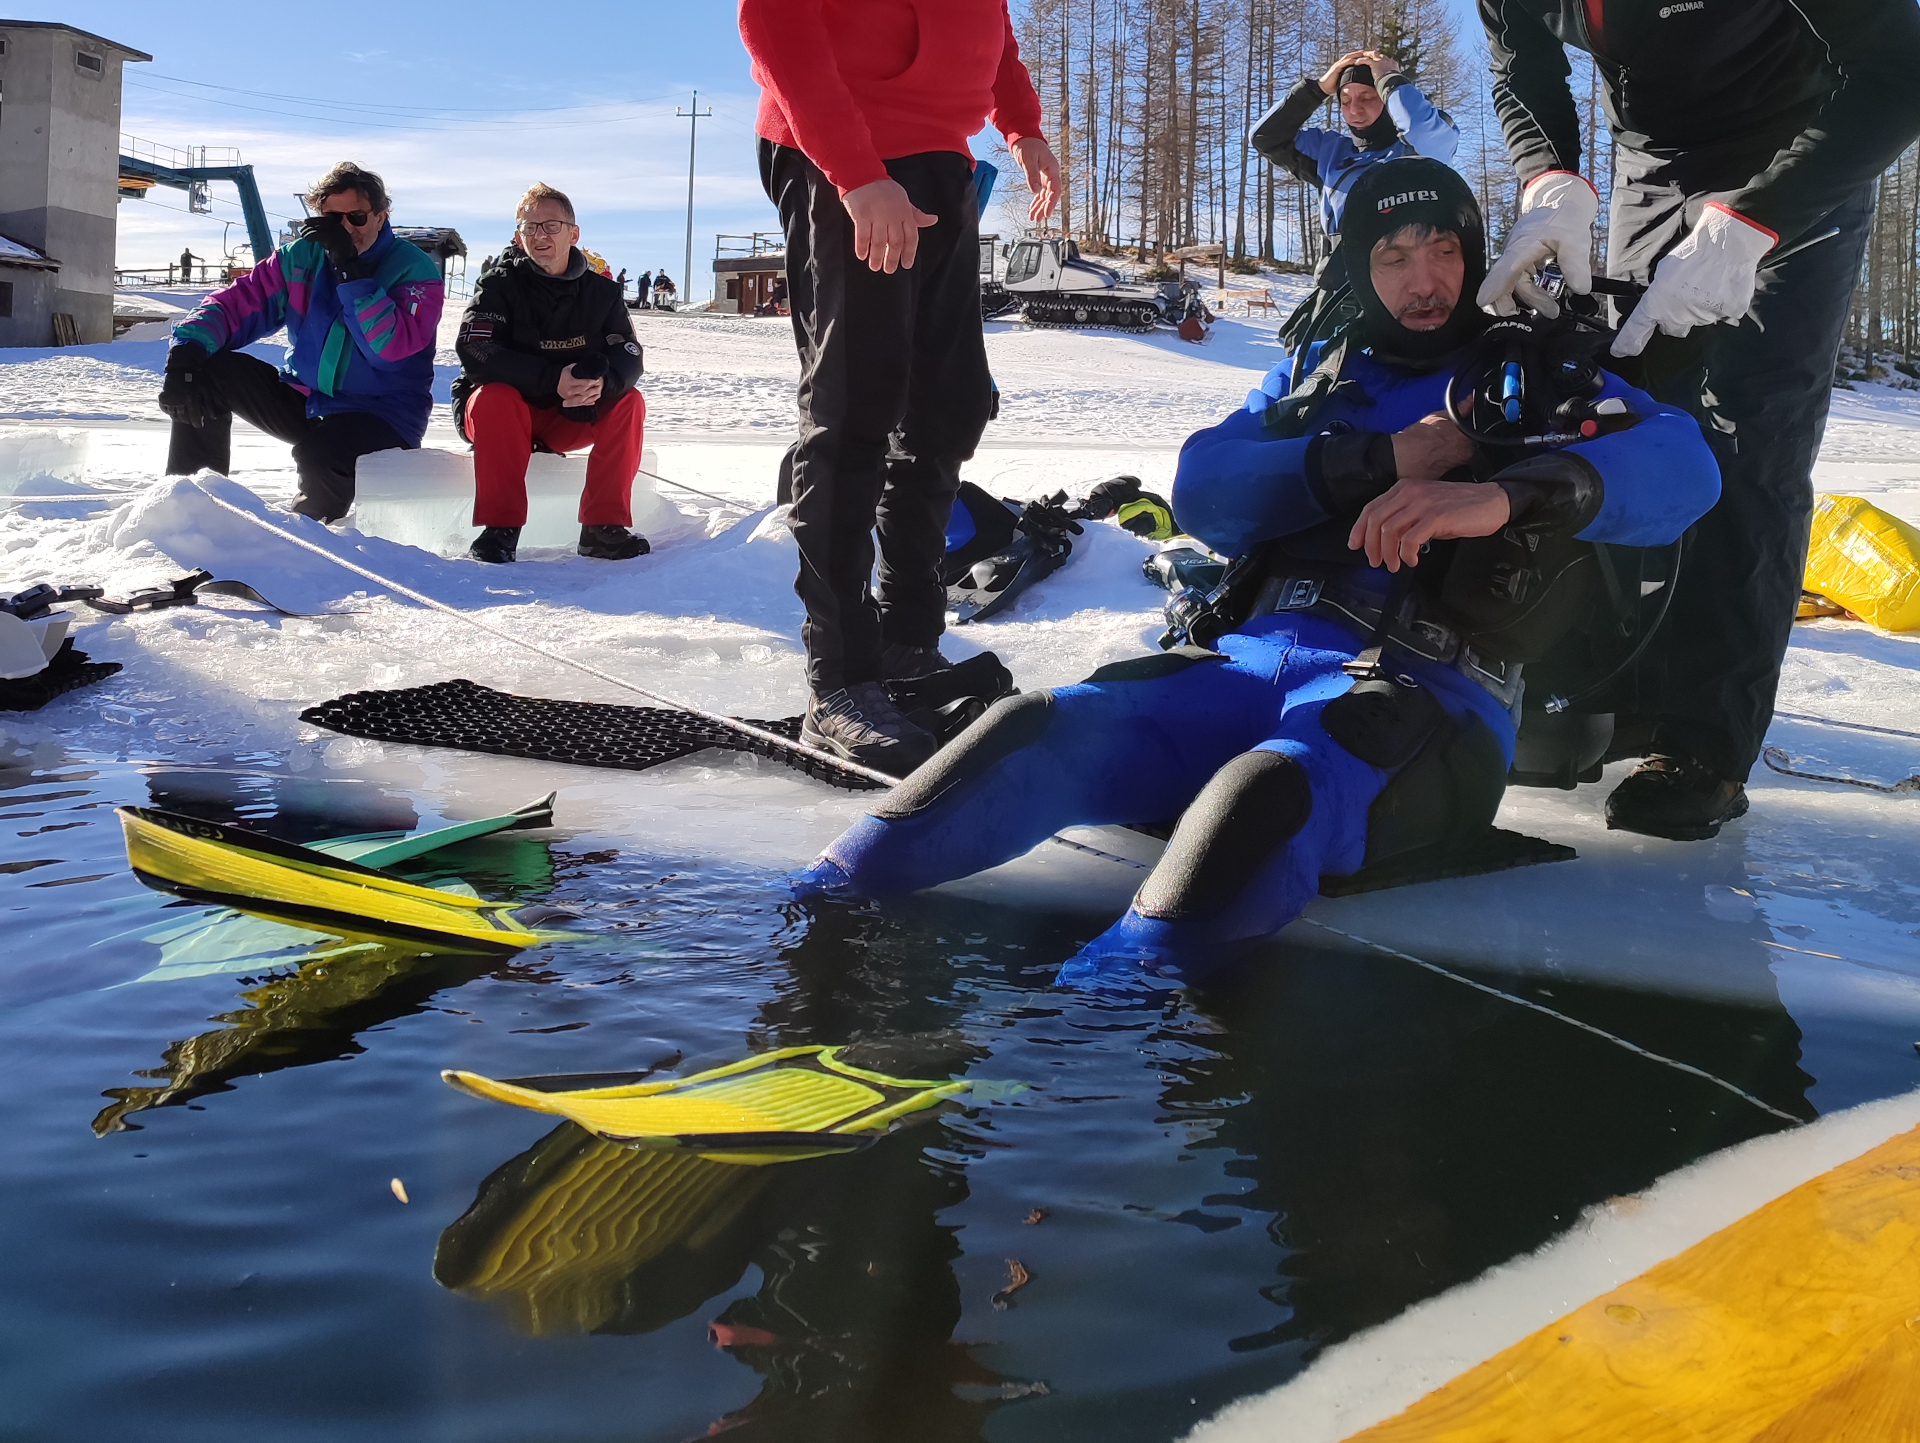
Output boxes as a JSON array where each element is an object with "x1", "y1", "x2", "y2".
[
  {"x1": 796, "y1": 159, "x2": 1723, "y2": 984},
  {"x1": 455, "y1": 183, "x2": 648, "y2": 563},
  {"x1": 160, "y1": 162, "x2": 444, "y2": 522}
]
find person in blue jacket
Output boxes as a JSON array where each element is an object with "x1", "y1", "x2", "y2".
[
  {"x1": 792, "y1": 159, "x2": 1722, "y2": 987},
  {"x1": 1255, "y1": 49, "x2": 1460, "y2": 352}
]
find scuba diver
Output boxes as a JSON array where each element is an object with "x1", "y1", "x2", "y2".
[
  {"x1": 792, "y1": 158, "x2": 1723, "y2": 986},
  {"x1": 1251, "y1": 48, "x2": 1459, "y2": 353}
]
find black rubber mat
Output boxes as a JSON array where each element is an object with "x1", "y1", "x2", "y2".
[
  {"x1": 301, "y1": 679, "x2": 884, "y2": 791},
  {"x1": 0, "y1": 643, "x2": 123, "y2": 713},
  {"x1": 1317, "y1": 827, "x2": 1577, "y2": 897}
]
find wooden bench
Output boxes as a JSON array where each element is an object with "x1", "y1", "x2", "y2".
[{"x1": 1245, "y1": 289, "x2": 1278, "y2": 316}]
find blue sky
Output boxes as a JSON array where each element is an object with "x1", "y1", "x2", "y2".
[{"x1": 63, "y1": 3, "x2": 775, "y2": 298}]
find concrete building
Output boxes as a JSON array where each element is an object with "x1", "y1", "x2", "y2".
[
  {"x1": 711, "y1": 232, "x2": 785, "y2": 315},
  {"x1": 0, "y1": 21, "x2": 149, "y2": 344}
]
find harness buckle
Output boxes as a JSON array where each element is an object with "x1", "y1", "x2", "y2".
[{"x1": 1276, "y1": 577, "x2": 1323, "y2": 611}]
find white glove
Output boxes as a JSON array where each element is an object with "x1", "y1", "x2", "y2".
[
  {"x1": 1611, "y1": 203, "x2": 1776, "y2": 358},
  {"x1": 1477, "y1": 170, "x2": 1598, "y2": 318}
]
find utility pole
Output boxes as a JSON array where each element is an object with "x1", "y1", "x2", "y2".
[{"x1": 677, "y1": 90, "x2": 712, "y2": 308}]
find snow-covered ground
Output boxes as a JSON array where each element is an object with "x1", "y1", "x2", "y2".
[{"x1": 3, "y1": 285, "x2": 1919, "y2": 1434}]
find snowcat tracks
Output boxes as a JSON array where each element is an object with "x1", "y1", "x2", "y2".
[
  {"x1": 301, "y1": 679, "x2": 884, "y2": 792},
  {"x1": 1019, "y1": 299, "x2": 1161, "y2": 334}
]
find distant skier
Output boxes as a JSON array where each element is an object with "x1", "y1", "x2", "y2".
[
  {"x1": 740, "y1": 0, "x2": 1062, "y2": 772},
  {"x1": 1252, "y1": 47, "x2": 1458, "y2": 351},
  {"x1": 1475, "y1": 0, "x2": 1920, "y2": 841},
  {"x1": 178, "y1": 248, "x2": 199, "y2": 285},
  {"x1": 794, "y1": 159, "x2": 1723, "y2": 982},
  {"x1": 158, "y1": 162, "x2": 443, "y2": 523},
  {"x1": 453, "y1": 183, "x2": 649, "y2": 565}
]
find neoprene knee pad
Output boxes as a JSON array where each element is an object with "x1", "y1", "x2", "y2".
[
  {"x1": 1134, "y1": 749, "x2": 1313, "y2": 921},
  {"x1": 870, "y1": 689, "x2": 1055, "y2": 821}
]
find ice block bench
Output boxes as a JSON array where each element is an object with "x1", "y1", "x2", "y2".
[{"x1": 349, "y1": 445, "x2": 672, "y2": 556}]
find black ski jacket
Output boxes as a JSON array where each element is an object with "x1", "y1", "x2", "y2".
[
  {"x1": 1481, "y1": 0, "x2": 1920, "y2": 242},
  {"x1": 454, "y1": 246, "x2": 643, "y2": 420}
]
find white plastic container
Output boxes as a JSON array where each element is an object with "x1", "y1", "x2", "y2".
[{"x1": 350, "y1": 445, "x2": 672, "y2": 555}]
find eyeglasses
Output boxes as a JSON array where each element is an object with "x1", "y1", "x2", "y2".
[
  {"x1": 519, "y1": 219, "x2": 573, "y2": 238},
  {"x1": 323, "y1": 210, "x2": 372, "y2": 227}
]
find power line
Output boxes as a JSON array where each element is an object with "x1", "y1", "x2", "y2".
[
  {"x1": 142, "y1": 70, "x2": 692, "y2": 117},
  {"x1": 126, "y1": 79, "x2": 694, "y2": 132}
]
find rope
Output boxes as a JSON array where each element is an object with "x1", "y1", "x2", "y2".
[
  {"x1": 637, "y1": 467, "x2": 750, "y2": 511},
  {"x1": 1299, "y1": 917, "x2": 1804, "y2": 1125},
  {"x1": 1772, "y1": 710, "x2": 1920, "y2": 743},
  {"x1": 198, "y1": 489, "x2": 898, "y2": 789},
  {"x1": 1762, "y1": 745, "x2": 1919, "y2": 795}
]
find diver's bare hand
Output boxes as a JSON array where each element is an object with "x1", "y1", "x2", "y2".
[{"x1": 1349, "y1": 479, "x2": 1511, "y2": 572}]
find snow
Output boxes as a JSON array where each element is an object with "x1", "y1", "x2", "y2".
[{"x1": 2, "y1": 282, "x2": 1919, "y2": 1429}]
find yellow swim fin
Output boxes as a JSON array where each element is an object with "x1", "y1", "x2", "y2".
[
  {"x1": 118, "y1": 805, "x2": 541, "y2": 953},
  {"x1": 442, "y1": 1046, "x2": 973, "y2": 1163}
]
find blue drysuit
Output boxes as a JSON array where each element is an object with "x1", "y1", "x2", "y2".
[
  {"x1": 800, "y1": 349, "x2": 1721, "y2": 984},
  {"x1": 1250, "y1": 76, "x2": 1459, "y2": 239}
]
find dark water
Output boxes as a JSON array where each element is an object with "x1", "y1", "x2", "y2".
[{"x1": 0, "y1": 739, "x2": 1906, "y2": 1442}]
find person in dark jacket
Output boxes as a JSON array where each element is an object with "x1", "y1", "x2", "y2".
[
  {"x1": 793, "y1": 160, "x2": 1722, "y2": 984},
  {"x1": 160, "y1": 162, "x2": 444, "y2": 522},
  {"x1": 1475, "y1": 0, "x2": 1920, "y2": 841},
  {"x1": 635, "y1": 269, "x2": 652, "y2": 308},
  {"x1": 454, "y1": 183, "x2": 649, "y2": 564}
]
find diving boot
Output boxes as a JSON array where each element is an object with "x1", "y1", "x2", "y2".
[
  {"x1": 1604, "y1": 753, "x2": 1749, "y2": 841},
  {"x1": 579, "y1": 524, "x2": 650, "y2": 560},
  {"x1": 880, "y1": 641, "x2": 954, "y2": 682},
  {"x1": 802, "y1": 681, "x2": 938, "y2": 776},
  {"x1": 469, "y1": 526, "x2": 521, "y2": 564}
]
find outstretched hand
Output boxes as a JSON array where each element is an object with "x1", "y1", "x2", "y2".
[
  {"x1": 1014, "y1": 136, "x2": 1063, "y2": 222},
  {"x1": 841, "y1": 178, "x2": 939, "y2": 274},
  {"x1": 1349, "y1": 479, "x2": 1511, "y2": 572}
]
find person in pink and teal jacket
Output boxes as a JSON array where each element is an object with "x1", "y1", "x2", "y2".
[{"x1": 158, "y1": 162, "x2": 444, "y2": 522}]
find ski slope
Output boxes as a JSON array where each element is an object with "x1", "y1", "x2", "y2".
[{"x1": 2, "y1": 291, "x2": 1918, "y2": 1437}]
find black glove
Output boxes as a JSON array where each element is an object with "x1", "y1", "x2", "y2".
[
  {"x1": 1073, "y1": 475, "x2": 1146, "y2": 520},
  {"x1": 559, "y1": 352, "x2": 610, "y2": 423},
  {"x1": 158, "y1": 343, "x2": 212, "y2": 429},
  {"x1": 303, "y1": 214, "x2": 370, "y2": 280}
]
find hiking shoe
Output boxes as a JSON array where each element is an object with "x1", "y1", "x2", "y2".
[
  {"x1": 1604, "y1": 753, "x2": 1749, "y2": 841},
  {"x1": 470, "y1": 526, "x2": 521, "y2": 564},
  {"x1": 802, "y1": 681, "x2": 938, "y2": 775},
  {"x1": 579, "y1": 524, "x2": 650, "y2": 560},
  {"x1": 881, "y1": 641, "x2": 954, "y2": 681}
]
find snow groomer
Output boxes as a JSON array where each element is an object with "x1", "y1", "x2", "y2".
[
  {"x1": 159, "y1": 162, "x2": 443, "y2": 523},
  {"x1": 1252, "y1": 47, "x2": 1458, "y2": 351},
  {"x1": 794, "y1": 160, "x2": 1721, "y2": 986},
  {"x1": 453, "y1": 182, "x2": 649, "y2": 564},
  {"x1": 1476, "y1": 0, "x2": 1920, "y2": 841}
]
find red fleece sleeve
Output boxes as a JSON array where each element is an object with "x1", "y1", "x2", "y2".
[
  {"x1": 989, "y1": 1, "x2": 1044, "y2": 146},
  {"x1": 738, "y1": 0, "x2": 890, "y2": 195}
]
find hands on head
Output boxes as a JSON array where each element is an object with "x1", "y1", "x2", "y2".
[{"x1": 1347, "y1": 412, "x2": 1506, "y2": 571}]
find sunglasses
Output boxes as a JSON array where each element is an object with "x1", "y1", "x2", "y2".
[
  {"x1": 323, "y1": 210, "x2": 372, "y2": 227},
  {"x1": 519, "y1": 219, "x2": 573, "y2": 238}
]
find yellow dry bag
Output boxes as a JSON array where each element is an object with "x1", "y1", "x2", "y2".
[{"x1": 1803, "y1": 494, "x2": 1920, "y2": 632}]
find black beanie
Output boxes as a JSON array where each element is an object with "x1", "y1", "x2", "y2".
[{"x1": 1341, "y1": 158, "x2": 1488, "y2": 364}]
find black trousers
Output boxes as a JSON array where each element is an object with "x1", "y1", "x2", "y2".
[
  {"x1": 761, "y1": 141, "x2": 993, "y2": 692},
  {"x1": 164, "y1": 349, "x2": 408, "y2": 522},
  {"x1": 1608, "y1": 178, "x2": 1875, "y2": 782}
]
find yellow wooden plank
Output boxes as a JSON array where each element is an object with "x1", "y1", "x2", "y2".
[{"x1": 1345, "y1": 1122, "x2": 1920, "y2": 1443}]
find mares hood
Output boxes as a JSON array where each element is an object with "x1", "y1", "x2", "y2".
[
  {"x1": 1342, "y1": 158, "x2": 1488, "y2": 365},
  {"x1": 1338, "y1": 66, "x2": 1400, "y2": 150}
]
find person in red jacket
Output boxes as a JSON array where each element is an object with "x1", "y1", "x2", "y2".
[{"x1": 740, "y1": 0, "x2": 1061, "y2": 774}]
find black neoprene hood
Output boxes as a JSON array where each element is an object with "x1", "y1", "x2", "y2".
[
  {"x1": 1342, "y1": 158, "x2": 1489, "y2": 361},
  {"x1": 1338, "y1": 65, "x2": 1401, "y2": 150}
]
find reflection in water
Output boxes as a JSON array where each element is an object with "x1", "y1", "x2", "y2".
[
  {"x1": 435, "y1": 1120, "x2": 1024, "y2": 1440},
  {"x1": 1164, "y1": 931, "x2": 1815, "y2": 1356},
  {"x1": 93, "y1": 942, "x2": 511, "y2": 1135}
]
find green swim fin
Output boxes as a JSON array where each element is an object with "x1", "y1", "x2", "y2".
[
  {"x1": 311, "y1": 792, "x2": 557, "y2": 867},
  {"x1": 442, "y1": 1046, "x2": 974, "y2": 1163}
]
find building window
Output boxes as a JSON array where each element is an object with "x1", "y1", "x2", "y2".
[
  {"x1": 76, "y1": 50, "x2": 103, "y2": 76},
  {"x1": 0, "y1": 282, "x2": 14, "y2": 319},
  {"x1": 0, "y1": 38, "x2": 10, "y2": 58}
]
